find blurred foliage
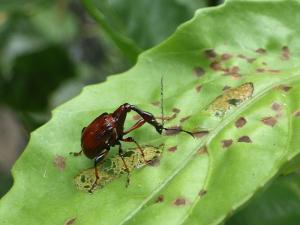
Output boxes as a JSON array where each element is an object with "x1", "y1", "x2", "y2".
[
  {"x1": 226, "y1": 173, "x2": 300, "y2": 225},
  {"x1": 0, "y1": 0, "x2": 216, "y2": 131}
]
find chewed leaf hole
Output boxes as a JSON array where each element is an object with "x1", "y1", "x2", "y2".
[
  {"x1": 74, "y1": 145, "x2": 163, "y2": 192},
  {"x1": 207, "y1": 83, "x2": 254, "y2": 117}
]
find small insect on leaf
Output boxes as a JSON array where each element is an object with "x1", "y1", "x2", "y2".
[
  {"x1": 207, "y1": 82, "x2": 254, "y2": 117},
  {"x1": 74, "y1": 146, "x2": 163, "y2": 192}
]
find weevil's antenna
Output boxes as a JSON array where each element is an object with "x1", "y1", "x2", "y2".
[{"x1": 161, "y1": 76, "x2": 164, "y2": 127}]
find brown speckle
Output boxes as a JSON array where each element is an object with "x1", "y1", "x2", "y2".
[
  {"x1": 148, "y1": 157, "x2": 160, "y2": 167},
  {"x1": 151, "y1": 101, "x2": 160, "y2": 106},
  {"x1": 155, "y1": 195, "x2": 164, "y2": 203},
  {"x1": 237, "y1": 54, "x2": 247, "y2": 59},
  {"x1": 210, "y1": 61, "x2": 222, "y2": 71},
  {"x1": 198, "y1": 189, "x2": 207, "y2": 197},
  {"x1": 294, "y1": 110, "x2": 300, "y2": 117},
  {"x1": 222, "y1": 139, "x2": 233, "y2": 148},
  {"x1": 164, "y1": 126, "x2": 182, "y2": 136},
  {"x1": 247, "y1": 58, "x2": 256, "y2": 63},
  {"x1": 281, "y1": 46, "x2": 290, "y2": 60},
  {"x1": 261, "y1": 116, "x2": 277, "y2": 127},
  {"x1": 223, "y1": 85, "x2": 231, "y2": 91},
  {"x1": 268, "y1": 69, "x2": 281, "y2": 73},
  {"x1": 173, "y1": 198, "x2": 186, "y2": 206},
  {"x1": 180, "y1": 116, "x2": 191, "y2": 123},
  {"x1": 271, "y1": 103, "x2": 282, "y2": 111},
  {"x1": 172, "y1": 108, "x2": 181, "y2": 113},
  {"x1": 53, "y1": 155, "x2": 66, "y2": 171},
  {"x1": 168, "y1": 146, "x2": 177, "y2": 153},
  {"x1": 221, "y1": 53, "x2": 232, "y2": 61},
  {"x1": 197, "y1": 146, "x2": 208, "y2": 155},
  {"x1": 235, "y1": 117, "x2": 247, "y2": 128},
  {"x1": 238, "y1": 136, "x2": 252, "y2": 143},
  {"x1": 204, "y1": 49, "x2": 217, "y2": 59},
  {"x1": 262, "y1": 62, "x2": 267, "y2": 66},
  {"x1": 193, "y1": 130, "x2": 209, "y2": 139},
  {"x1": 196, "y1": 85, "x2": 202, "y2": 93},
  {"x1": 194, "y1": 67, "x2": 205, "y2": 77},
  {"x1": 278, "y1": 85, "x2": 292, "y2": 92},
  {"x1": 256, "y1": 68, "x2": 265, "y2": 73},
  {"x1": 64, "y1": 217, "x2": 76, "y2": 225},
  {"x1": 256, "y1": 48, "x2": 267, "y2": 54}
]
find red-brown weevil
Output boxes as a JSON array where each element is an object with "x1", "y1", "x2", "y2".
[{"x1": 71, "y1": 82, "x2": 193, "y2": 192}]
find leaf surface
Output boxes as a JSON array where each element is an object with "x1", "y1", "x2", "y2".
[{"x1": 1, "y1": 1, "x2": 300, "y2": 225}]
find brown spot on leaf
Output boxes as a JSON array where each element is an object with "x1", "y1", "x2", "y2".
[
  {"x1": 277, "y1": 85, "x2": 292, "y2": 92},
  {"x1": 199, "y1": 189, "x2": 207, "y2": 197},
  {"x1": 195, "y1": 85, "x2": 202, "y2": 93},
  {"x1": 223, "y1": 85, "x2": 231, "y2": 91},
  {"x1": 224, "y1": 66, "x2": 240, "y2": 76},
  {"x1": 164, "y1": 126, "x2": 182, "y2": 136},
  {"x1": 172, "y1": 108, "x2": 181, "y2": 113},
  {"x1": 180, "y1": 116, "x2": 191, "y2": 123},
  {"x1": 168, "y1": 146, "x2": 177, "y2": 153},
  {"x1": 235, "y1": 117, "x2": 247, "y2": 128},
  {"x1": 194, "y1": 67, "x2": 205, "y2": 77},
  {"x1": 271, "y1": 103, "x2": 282, "y2": 111},
  {"x1": 53, "y1": 155, "x2": 66, "y2": 171},
  {"x1": 204, "y1": 49, "x2": 217, "y2": 59},
  {"x1": 281, "y1": 46, "x2": 290, "y2": 60},
  {"x1": 155, "y1": 195, "x2": 164, "y2": 203},
  {"x1": 173, "y1": 198, "x2": 186, "y2": 206},
  {"x1": 210, "y1": 61, "x2": 222, "y2": 71},
  {"x1": 294, "y1": 110, "x2": 300, "y2": 117},
  {"x1": 237, "y1": 54, "x2": 247, "y2": 59},
  {"x1": 221, "y1": 53, "x2": 232, "y2": 61},
  {"x1": 197, "y1": 146, "x2": 208, "y2": 155},
  {"x1": 147, "y1": 157, "x2": 160, "y2": 167},
  {"x1": 151, "y1": 101, "x2": 160, "y2": 106},
  {"x1": 193, "y1": 130, "x2": 209, "y2": 139},
  {"x1": 256, "y1": 48, "x2": 267, "y2": 54},
  {"x1": 256, "y1": 68, "x2": 265, "y2": 73},
  {"x1": 261, "y1": 116, "x2": 277, "y2": 127},
  {"x1": 222, "y1": 139, "x2": 233, "y2": 148},
  {"x1": 262, "y1": 62, "x2": 267, "y2": 66},
  {"x1": 64, "y1": 217, "x2": 76, "y2": 225},
  {"x1": 247, "y1": 58, "x2": 256, "y2": 63},
  {"x1": 238, "y1": 136, "x2": 252, "y2": 143},
  {"x1": 268, "y1": 69, "x2": 281, "y2": 73}
]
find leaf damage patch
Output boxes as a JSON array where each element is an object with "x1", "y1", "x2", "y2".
[
  {"x1": 207, "y1": 83, "x2": 254, "y2": 117},
  {"x1": 261, "y1": 116, "x2": 277, "y2": 127},
  {"x1": 74, "y1": 146, "x2": 163, "y2": 192}
]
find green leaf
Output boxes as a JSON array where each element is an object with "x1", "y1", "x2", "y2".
[
  {"x1": 226, "y1": 174, "x2": 300, "y2": 225},
  {"x1": 1, "y1": 1, "x2": 300, "y2": 225}
]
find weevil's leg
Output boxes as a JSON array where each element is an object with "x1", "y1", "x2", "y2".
[
  {"x1": 127, "y1": 104, "x2": 164, "y2": 134},
  {"x1": 89, "y1": 151, "x2": 108, "y2": 193},
  {"x1": 121, "y1": 137, "x2": 149, "y2": 164},
  {"x1": 69, "y1": 150, "x2": 82, "y2": 156},
  {"x1": 123, "y1": 119, "x2": 146, "y2": 135},
  {"x1": 117, "y1": 142, "x2": 131, "y2": 187}
]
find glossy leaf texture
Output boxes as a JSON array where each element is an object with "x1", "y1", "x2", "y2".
[{"x1": 1, "y1": 1, "x2": 300, "y2": 224}]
